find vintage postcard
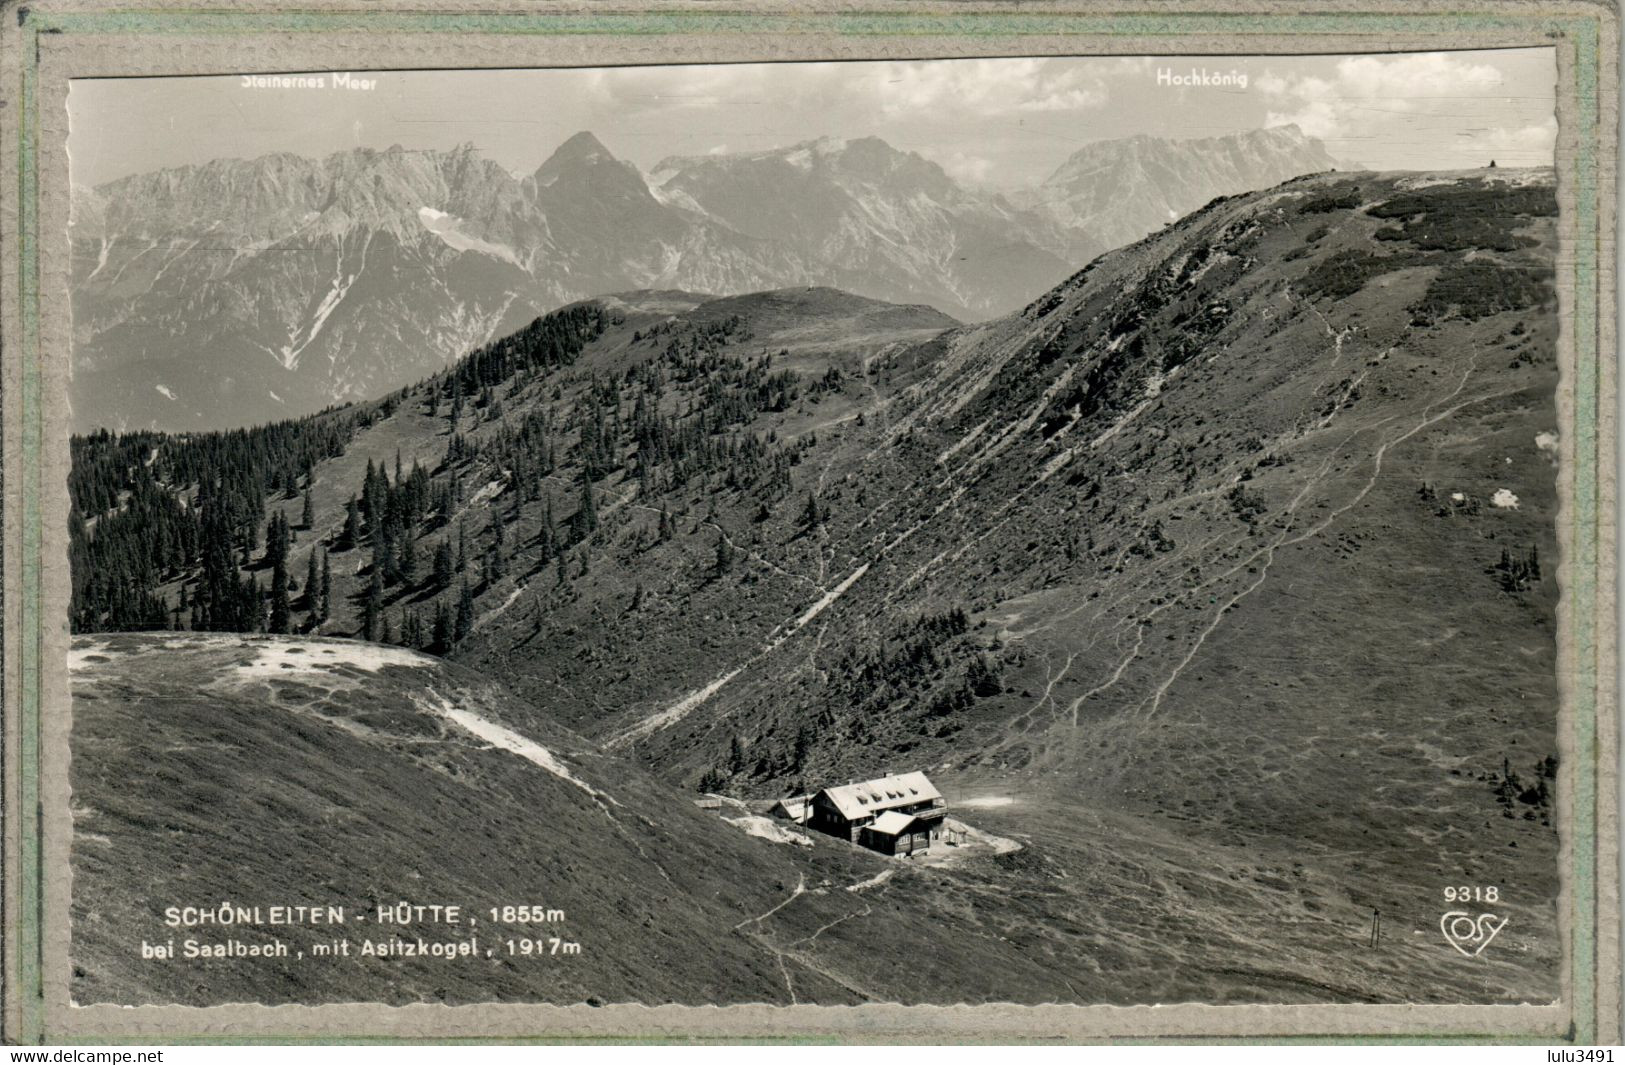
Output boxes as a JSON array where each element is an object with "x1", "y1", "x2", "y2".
[{"x1": 0, "y1": 0, "x2": 1617, "y2": 1046}]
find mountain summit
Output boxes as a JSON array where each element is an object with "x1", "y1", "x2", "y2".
[
  {"x1": 648, "y1": 135, "x2": 1068, "y2": 320},
  {"x1": 1019, "y1": 124, "x2": 1340, "y2": 259}
]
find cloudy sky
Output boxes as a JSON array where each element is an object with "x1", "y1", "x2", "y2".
[{"x1": 69, "y1": 49, "x2": 1556, "y2": 189}]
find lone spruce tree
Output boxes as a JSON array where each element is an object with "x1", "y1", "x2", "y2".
[
  {"x1": 454, "y1": 578, "x2": 475, "y2": 644},
  {"x1": 319, "y1": 549, "x2": 332, "y2": 621},
  {"x1": 341, "y1": 497, "x2": 361, "y2": 550},
  {"x1": 432, "y1": 540, "x2": 454, "y2": 590},
  {"x1": 362, "y1": 565, "x2": 383, "y2": 642}
]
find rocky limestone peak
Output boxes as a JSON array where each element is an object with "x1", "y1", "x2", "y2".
[{"x1": 534, "y1": 131, "x2": 617, "y2": 176}]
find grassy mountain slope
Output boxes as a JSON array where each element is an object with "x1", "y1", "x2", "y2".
[
  {"x1": 73, "y1": 632, "x2": 1365, "y2": 1008},
  {"x1": 74, "y1": 631, "x2": 1155, "y2": 1007}
]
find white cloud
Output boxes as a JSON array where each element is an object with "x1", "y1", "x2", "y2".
[
  {"x1": 1257, "y1": 53, "x2": 1555, "y2": 168},
  {"x1": 877, "y1": 58, "x2": 1108, "y2": 117},
  {"x1": 1262, "y1": 54, "x2": 1502, "y2": 134},
  {"x1": 580, "y1": 63, "x2": 799, "y2": 113},
  {"x1": 574, "y1": 58, "x2": 1110, "y2": 126},
  {"x1": 1254, "y1": 72, "x2": 1288, "y2": 96},
  {"x1": 1473, "y1": 118, "x2": 1560, "y2": 158},
  {"x1": 1263, "y1": 55, "x2": 1492, "y2": 134},
  {"x1": 940, "y1": 150, "x2": 996, "y2": 186}
]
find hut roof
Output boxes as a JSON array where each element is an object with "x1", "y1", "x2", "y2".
[
  {"x1": 818, "y1": 771, "x2": 940, "y2": 820},
  {"x1": 867, "y1": 810, "x2": 919, "y2": 836}
]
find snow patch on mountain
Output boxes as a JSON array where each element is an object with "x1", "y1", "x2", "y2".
[
  {"x1": 87, "y1": 238, "x2": 112, "y2": 281},
  {"x1": 278, "y1": 239, "x2": 374, "y2": 372},
  {"x1": 280, "y1": 270, "x2": 355, "y2": 371},
  {"x1": 417, "y1": 206, "x2": 524, "y2": 267},
  {"x1": 647, "y1": 180, "x2": 707, "y2": 215},
  {"x1": 426, "y1": 692, "x2": 615, "y2": 805}
]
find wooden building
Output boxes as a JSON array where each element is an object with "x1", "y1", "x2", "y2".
[
  {"x1": 860, "y1": 811, "x2": 935, "y2": 856},
  {"x1": 808, "y1": 771, "x2": 946, "y2": 854},
  {"x1": 769, "y1": 795, "x2": 813, "y2": 823}
]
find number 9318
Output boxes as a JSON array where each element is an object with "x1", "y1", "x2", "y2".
[{"x1": 1444, "y1": 885, "x2": 1500, "y2": 903}]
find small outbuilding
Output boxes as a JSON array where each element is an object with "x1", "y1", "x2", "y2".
[{"x1": 769, "y1": 795, "x2": 813, "y2": 823}]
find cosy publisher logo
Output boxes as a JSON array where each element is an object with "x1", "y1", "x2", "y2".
[
  {"x1": 1439, "y1": 910, "x2": 1509, "y2": 957},
  {"x1": 1156, "y1": 67, "x2": 1249, "y2": 90}
]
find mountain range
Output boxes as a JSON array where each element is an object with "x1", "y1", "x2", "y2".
[
  {"x1": 1013, "y1": 125, "x2": 1342, "y2": 260},
  {"x1": 70, "y1": 167, "x2": 1563, "y2": 1005},
  {"x1": 70, "y1": 126, "x2": 1339, "y2": 433}
]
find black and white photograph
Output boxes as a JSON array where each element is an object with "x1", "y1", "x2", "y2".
[{"x1": 56, "y1": 42, "x2": 1580, "y2": 1018}]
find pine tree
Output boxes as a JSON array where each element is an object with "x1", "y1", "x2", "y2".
[
  {"x1": 341, "y1": 496, "x2": 361, "y2": 550},
  {"x1": 363, "y1": 565, "x2": 383, "y2": 641},
  {"x1": 305, "y1": 550, "x2": 319, "y2": 608},
  {"x1": 577, "y1": 475, "x2": 598, "y2": 538},
  {"x1": 802, "y1": 490, "x2": 822, "y2": 529},
  {"x1": 432, "y1": 601, "x2": 451, "y2": 653},
  {"x1": 454, "y1": 578, "x2": 475, "y2": 644},
  {"x1": 269, "y1": 551, "x2": 291, "y2": 635},
  {"x1": 398, "y1": 530, "x2": 417, "y2": 586},
  {"x1": 432, "y1": 540, "x2": 454, "y2": 590},
  {"x1": 319, "y1": 549, "x2": 332, "y2": 621},
  {"x1": 360, "y1": 459, "x2": 377, "y2": 523},
  {"x1": 539, "y1": 497, "x2": 557, "y2": 560},
  {"x1": 246, "y1": 574, "x2": 266, "y2": 632},
  {"x1": 487, "y1": 510, "x2": 507, "y2": 580},
  {"x1": 715, "y1": 533, "x2": 734, "y2": 574},
  {"x1": 301, "y1": 487, "x2": 314, "y2": 529},
  {"x1": 377, "y1": 535, "x2": 398, "y2": 588},
  {"x1": 264, "y1": 510, "x2": 290, "y2": 571}
]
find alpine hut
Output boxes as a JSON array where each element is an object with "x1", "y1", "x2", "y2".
[{"x1": 809, "y1": 771, "x2": 946, "y2": 855}]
